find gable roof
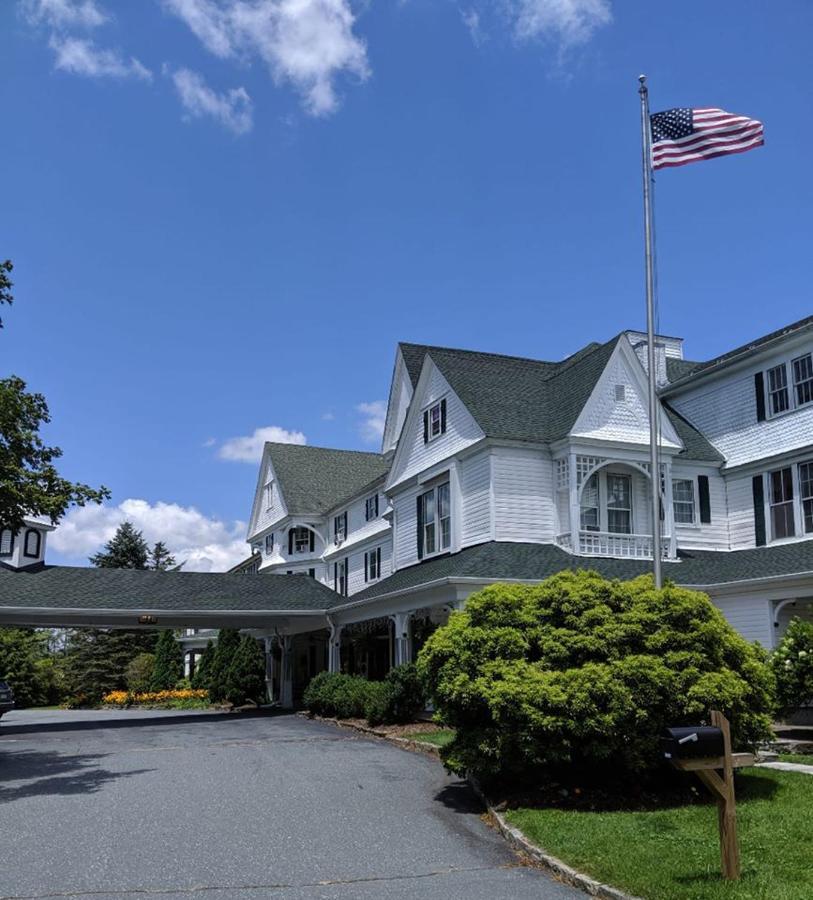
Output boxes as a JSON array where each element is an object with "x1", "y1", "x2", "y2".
[
  {"x1": 265, "y1": 443, "x2": 391, "y2": 517},
  {"x1": 398, "y1": 339, "x2": 720, "y2": 459}
]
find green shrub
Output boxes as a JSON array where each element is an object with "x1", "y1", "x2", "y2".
[
  {"x1": 191, "y1": 640, "x2": 214, "y2": 690},
  {"x1": 208, "y1": 629, "x2": 241, "y2": 703},
  {"x1": 223, "y1": 636, "x2": 266, "y2": 705},
  {"x1": 150, "y1": 630, "x2": 183, "y2": 691},
  {"x1": 771, "y1": 617, "x2": 813, "y2": 717},
  {"x1": 417, "y1": 572, "x2": 775, "y2": 785},
  {"x1": 363, "y1": 682, "x2": 394, "y2": 725},
  {"x1": 365, "y1": 663, "x2": 427, "y2": 725},
  {"x1": 303, "y1": 672, "x2": 381, "y2": 719},
  {"x1": 125, "y1": 652, "x2": 155, "y2": 694}
]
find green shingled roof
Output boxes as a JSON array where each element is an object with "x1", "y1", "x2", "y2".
[
  {"x1": 266, "y1": 443, "x2": 391, "y2": 517},
  {"x1": 399, "y1": 338, "x2": 721, "y2": 460},
  {"x1": 347, "y1": 539, "x2": 813, "y2": 604},
  {"x1": 0, "y1": 564, "x2": 342, "y2": 612}
]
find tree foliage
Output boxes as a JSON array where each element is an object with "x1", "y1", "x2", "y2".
[
  {"x1": 149, "y1": 541, "x2": 177, "y2": 571},
  {"x1": 191, "y1": 640, "x2": 215, "y2": 691},
  {"x1": 150, "y1": 630, "x2": 183, "y2": 691},
  {"x1": 418, "y1": 572, "x2": 775, "y2": 785},
  {"x1": 90, "y1": 522, "x2": 150, "y2": 568},
  {"x1": 207, "y1": 628, "x2": 241, "y2": 703},
  {"x1": 0, "y1": 627, "x2": 58, "y2": 708},
  {"x1": 223, "y1": 636, "x2": 266, "y2": 705},
  {"x1": 771, "y1": 617, "x2": 813, "y2": 718},
  {"x1": 0, "y1": 376, "x2": 110, "y2": 533},
  {"x1": 0, "y1": 259, "x2": 12, "y2": 327},
  {"x1": 62, "y1": 628, "x2": 158, "y2": 704},
  {"x1": 125, "y1": 653, "x2": 156, "y2": 693}
]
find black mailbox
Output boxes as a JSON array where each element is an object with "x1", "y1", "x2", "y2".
[{"x1": 662, "y1": 726, "x2": 724, "y2": 761}]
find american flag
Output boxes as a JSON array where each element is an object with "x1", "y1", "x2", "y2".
[{"x1": 649, "y1": 107, "x2": 764, "y2": 170}]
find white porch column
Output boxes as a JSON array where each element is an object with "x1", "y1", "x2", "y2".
[
  {"x1": 183, "y1": 651, "x2": 192, "y2": 679},
  {"x1": 263, "y1": 636, "x2": 275, "y2": 702},
  {"x1": 280, "y1": 635, "x2": 294, "y2": 709},
  {"x1": 568, "y1": 452, "x2": 580, "y2": 554},
  {"x1": 390, "y1": 612, "x2": 413, "y2": 667},
  {"x1": 328, "y1": 622, "x2": 343, "y2": 673}
]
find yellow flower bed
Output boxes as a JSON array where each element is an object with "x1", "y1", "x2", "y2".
[{"x1": 102, "y1": 689, "x2": 209, "y2": 705}]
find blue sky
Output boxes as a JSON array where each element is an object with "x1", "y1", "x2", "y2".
[{"x1": 2, "y1": 0, "x2": 811, "y2": 569}]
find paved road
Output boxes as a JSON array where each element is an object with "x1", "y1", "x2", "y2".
[{"x1": 0, "y1": 709, "x2": 580, "y2": 900}]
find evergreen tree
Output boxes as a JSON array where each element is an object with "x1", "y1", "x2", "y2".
[
  {"x1": 62, "y1": 628, "x2": 158, "y2": 703},
  {"x1": 125, "y1": 653, "x2": 155, "y2": 694},
  {"x1": 0, "y1": 259, "x2": 13, "y2": 327},
  {"x1": 150, "y1": 630, "x2": 183, "y2": 691},
  {"x1": 0, "y1": 628, "x2": 51, "y2": 708},
  {"x1": 90, "y1": 522, "x2": 149, "y2": 568},
  {"x1": 208, "y1": 628, "x2": 241, "y2": 703},
  {"x1": 191, "y1": 640, "x2": 215, "y2": 691},
  {"x1": 224, "y1": 636, "x2": 267, "y2": 706},
  {"x1": 149, "y1": 542, "x2": 176, "y2": 571}
]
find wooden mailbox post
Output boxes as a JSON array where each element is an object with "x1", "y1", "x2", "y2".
[{"x1": 666, "y1": 710, "x2": 754, "y2": 881}]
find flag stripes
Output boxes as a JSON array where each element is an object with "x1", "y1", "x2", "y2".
[{"x1": 650, "y1": 107, "x2": 764, "y2": 170}]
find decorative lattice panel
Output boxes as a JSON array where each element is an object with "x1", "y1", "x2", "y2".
[
  {"x1": 556, "y1": 458, "x2": 569, "y2": 490},
  {"x1": 576, "y1": 456, "x2": 604, "y2": 487}
]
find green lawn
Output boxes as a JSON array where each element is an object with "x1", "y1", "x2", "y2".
[
  {"x1": 506, "y1": 770, "x2": 813, "y2": 900},
  {"x1": 403, "y1": 729, "x2": 455, "y2": 748},
  {"x1": 778, "y1": 753, "x2": 813, "y2": 766}
]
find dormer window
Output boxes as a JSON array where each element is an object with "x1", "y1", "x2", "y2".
[
  {"x1": 0, "y1": 529, "x2": 13, "y2": 558},
  {"x1": 334, "y1": 512, "x2": 347, "y2": 544},
  {"x1": 767, "y1": 363, "x2": 789, "y2": 415},
  {"x1": 793, "y1": 353, "x2": 813, "y2": 407},
  {"x1": 288, "y1": 527, "x2": 314, "y2": 555},
  {"x1": 365, "y1": 494, "x2": 379, "y2": 521},
  {"x1": 760, "y1": 352, "x2": 813, "y2": 419},
  {"x1": 23, "y1": 529, "x2": 41, "y2": 559},
  {"x1": 422, "y1": 399, "x2": 447, "y2": 444}
]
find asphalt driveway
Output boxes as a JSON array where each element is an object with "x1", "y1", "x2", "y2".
[{"x1": 0, "y1": 708, "x2": 580, "y2": 899}]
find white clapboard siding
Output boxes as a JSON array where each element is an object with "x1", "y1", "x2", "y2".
[
  {"x1": 392, "y1": 484, "x2": 421, "y2": 570},
  {"x1": 461, "y1": 450, "x2": 491, "y2": 547},
  {"x1": 671, "y1": 349, "x2": 813, "y2": 469},
  {"x1": 726, "y1": 472, "x2": 757, "y2": 550},
  {"x1": 389, "y1": 362, "x2": 485, "y2": 489},
  {"x1": 672, "y1": 468, "x2": 730, "y2": 551},
  {"x1": 493, "y1": 448, "x2": 554, "y2": 543},
  {"x1": 346, "y1": 539, "x2": 393, "y2": 596},
  {"x1": 709, "y1": 594, "x2": 773, "y2": 648},
  {"x1": 327, "y1": 488, "x2": 389, "y2": 551},
  {"x1": 556, "y1": 489, "x2": 570, "y2": 535},
  {"x1": 250, "y1": 458, "x2": 288, "y2": 537}
]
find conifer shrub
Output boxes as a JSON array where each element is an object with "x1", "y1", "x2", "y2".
[
  {"x1": 223, "y1": 636, "x2": 267, "y2": 705},
  {"x1": 208, "y1": 628, "x2": 241, "y2": 703},
  {"x1": 125, "y1": 653, "x2": 155, "y2": 694},
  {"x1": 150, "y1": 630, "x2": 183, "y2": 691},
  {"x1": 417, "y1": 572, "x2": 775, "y2": 785},
  {"x1": 190, "y1": 640, "x2": 214, "y2": 691},
  {"x1": 771, "y1": 617, "x2": 813, "y2": 718}
]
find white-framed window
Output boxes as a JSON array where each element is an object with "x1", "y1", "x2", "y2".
[
  {"x1": 265, "y1": 533, "x2": 274, "y2": 555},
  {"x1": 365, "y1": 494, "x2": 379, "y2": 521},
  {"x1": 422, "y1": 399, "x2": 447, "y2": 443},
  {"x1": 23, "y1": 529, "x2": 41, "y2": 559},
  {"x1": 578, "y1": 470, "x2": 635, "y2": 535},
  {"x1": 419, "y1": 482, "x2": 451, "y2": 557},
  {"x1": 334, "y1": 512, "x2": 347, "y2": 544},
  {"x1": 769, "y1": 466, "x2": 795, "y2": 540},
  {"x1": 0, "y1": 529, "x2": 13, "y2": 557},
  {"x1": 767, "y1": 363, "x2": 789, "y2": 415},
  {"x1": 793, "y1": 353, "x2": 813, "y2": 407},
  {"x1": 580, "y1": 474, "x2": 600, "y2": 532},
  {"x1": 801, "y1": 462, "x2": 813, "y2": 535},
  {"x1": 264, "y1": 480, "x2": 274, "y2": 510},
  {"x1": 334, "y1": 558, "x2": 347, "y2": 596},
  {"x1": 672, "y1": 479, "x2": 696, "y2": 525},
  {"x1": 365, "y1": 547, "x2": 381, "y2": 582},
  {"x1": 293, "y1": 527, "x2": 311, "y2": 554},
  {"x1": 606, "y1": 474, "x2": 632, "y2": 534}
]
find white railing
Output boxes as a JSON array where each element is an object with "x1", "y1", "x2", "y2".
[{"x1": 558, "y1": 531, "x2": 672, "y2": 560}]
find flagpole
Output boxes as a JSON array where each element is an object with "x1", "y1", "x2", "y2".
[{"x1": 638, "y1": 74, "x2": 663, "y2": 589}]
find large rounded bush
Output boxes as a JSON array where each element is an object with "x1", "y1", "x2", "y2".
[{"x1": 417, "y1": 572, "x2": 774, "y2": 783}]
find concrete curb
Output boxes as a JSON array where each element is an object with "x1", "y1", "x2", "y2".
[
  {"x1": 306, "y1": 713, "x2": 638, "y2": 899},
  {"x1": 467, "y1": 778, "x2": 642, "y2": 900}
]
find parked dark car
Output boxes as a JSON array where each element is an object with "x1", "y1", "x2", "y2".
[{"x1": 0, "y1": 681, "x2": 14, "y2": 720}]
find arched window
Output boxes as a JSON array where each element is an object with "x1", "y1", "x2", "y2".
[
  {"x1": 0, "y1": 529, "x2": 14, "y2": 557},
  {"x1": 24, "y1": 529, "x2": 41, "y2": 559}
]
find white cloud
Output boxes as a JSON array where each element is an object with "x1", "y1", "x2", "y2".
[
  {"x1": 163, "y1": 0, "x2": 370, "y2": 116},
  {"x1": 321, "y1": 411, "x2": 335, "y2": 421},
  {"x1": 356, "y1": 400, "x2": 386, "y2": 445},
  {"x1": 460, "y1": 7, "x2": 485, "y2": 47},
  {"x1": 508, "y1": 0, "x2": 612, "y2": 48},
  {"x1": 22, "y1": 0, "x2": 107, "y2": 29},
  {"x1": 50, "y1": 499, "x2": 249, "y2": 572},
  {"x1": 217, "y1": 425, "x2": 307, "y2": 462},
  {"x1": 49, "y1": 35, "x2": 153, "y2": 80},
  {"x1": 171, "y1": 67, "x2": 253, "y2": 134}
]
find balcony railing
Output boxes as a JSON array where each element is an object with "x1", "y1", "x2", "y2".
[{"x1": 557, "y1": 531, "x2": 672, "y2": 560}]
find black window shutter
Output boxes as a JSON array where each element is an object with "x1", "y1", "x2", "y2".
[
  {"x1": 752, "y1": 475, "x2": 766, "y2": 546},
  {"x1": 440, "y1": 398, "x2": 447, "y2": 434},
  {"x1": 309, "y1": 568, "x2": 315, "y2": 578},
  {"x1": 288, "y1": 529, "x2": 294, "y2": 555},
  {"x1": 423, "y1": 411, "x2": 429, "y2": 444},
  {"x1": 333, "y1": 563, "x2": 337, "y2": 591},
  {"x1": 344, "y1": 557, "x2": 349, "y2": 595},
  {"x1": 698, "y1": 475, "x2": 711, "y2": 523},
  {"x1": 376, "y1": 547, "x2": 381, "y2": 574},
  {"x1": 375, "y1": 494, "x2": 379, "y2": 517},
  {"x1": 364, "y1": 552, "x2": 368, "y2": 582},
  {"x1": 343, "y1": 511, "x2": 348, "y2": 536},
  {"x1": 309, "y1": 529, "x2": 315, "y2": 553},
  {"x1": 416, "y1": 494, "x2": 424, "y2": 559},
  {"x1": 755, "y1": 372, "x2": 766, "y2": 422}
]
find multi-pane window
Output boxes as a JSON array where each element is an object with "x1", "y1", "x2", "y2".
[
  {"x1": 365, "y1": 494, "x2": 379, "y2": 521},
  {"x1": 672, "y1": 479, "x2": 696, "y2": 525},
  {"x1": 265, "y1": 533, "x2": 274, "y2": 555},
  {"x1": 334, "y1": 559, "x2": 347, "y2": 596},
  {"x1": 423, "y1": 399, "x2": 447, "y2": 443},
  {"x1": 580, "y1": 474, "x2": 600, "y2": 532},
  {"x1": 334, "y1": 512, "x2": 347, "y2": 544},
  {"x1": 799, "y1": 462, "x2": 813, "y2": 534},
  {"x1": 419, "y1": 482, "x2": 451, "y2": 556},
  {"x1": 793, "y1": 354, "x2": 813, "y2": 407},
  {"x1": 293, "y1": 527, "x2": 311, "y2": 553},
  {"x1": 769, "y1": 467, "x2": 795, "y2": 540},
  {"x1": 365, "y1": 547, "x2": 381, "y2": 582},
  {"x1": 0, "y1": 529, "x2": 13, "y2": 557},
  {"x1": 767, "y1": 363, "x2": 790, "y2": 415},
  {"x1": 23, "y1": 529, "x2": 40, "y2": 559},
  {"x1": 607, "y1": 474, "x2": 632, "y2": 534}
]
